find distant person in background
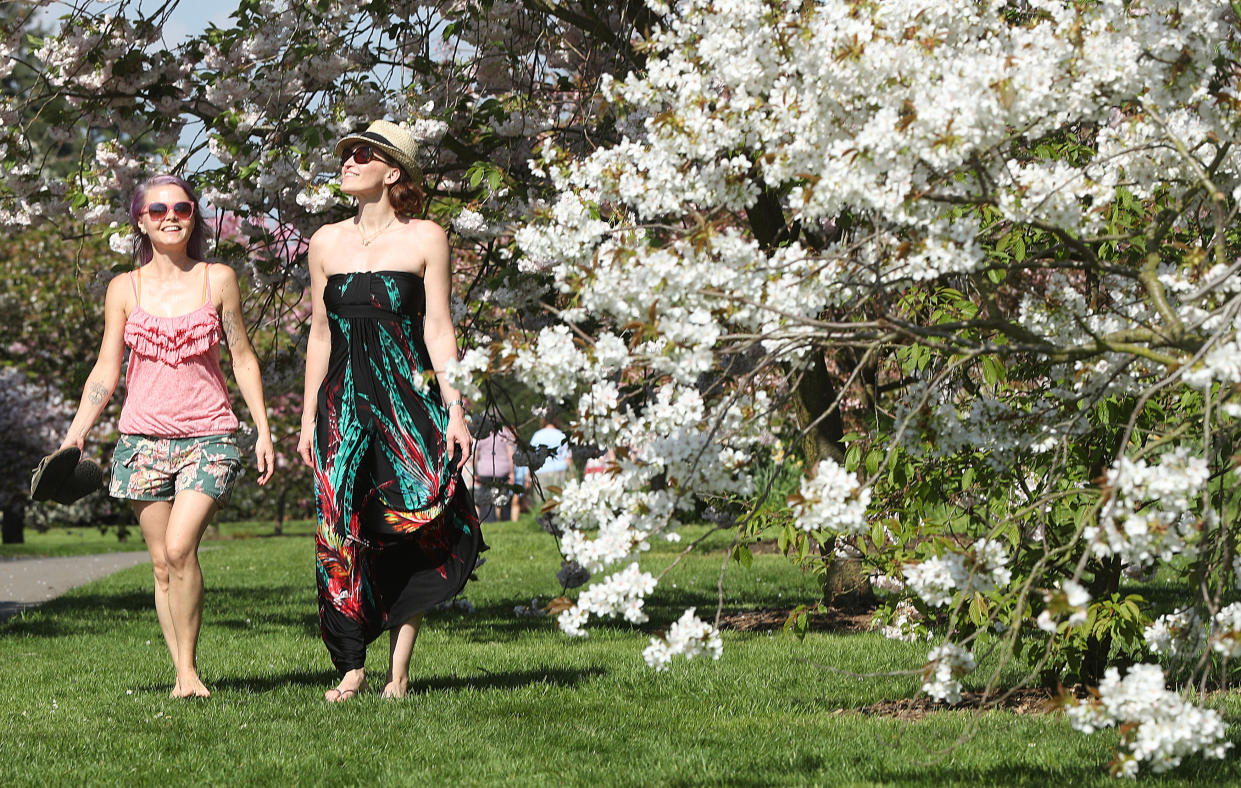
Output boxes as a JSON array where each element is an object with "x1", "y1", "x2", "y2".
[
  {"x1": 529, "y1": 415, "x2": 573, "y2": 512},
  {"x1": 59, "y1": 173, "x2": 275, "y2": 699},
  {"x1": 511, "y1": 463, "x2": 529, "y2": 521},
  {"x1": 583, "y1": 446, "x2": 615, "y2": 475},
  {"x1": 472, "y1": 423, "x2": 515, "y2": 522}
]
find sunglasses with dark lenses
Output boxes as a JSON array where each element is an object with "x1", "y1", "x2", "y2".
[
  {"x1": 143, "y1": 201, "x2": 195, "y2": 221},
  {"x1": 342, "y1": 145, "x2": 389, "y2": 167}
]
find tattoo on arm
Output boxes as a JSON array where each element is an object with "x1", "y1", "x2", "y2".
[
  {"x1": 222, "y1": 310, "x2": 246, "y2": 349},
  {"x1": 86, "y1": 382, "x2": 108, "y2": 406}
]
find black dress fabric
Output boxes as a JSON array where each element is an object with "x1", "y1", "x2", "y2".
[{"x1": 313, "y1": 270, "x2": 485, "y2": 673}]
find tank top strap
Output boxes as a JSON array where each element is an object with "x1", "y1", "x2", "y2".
[{"x1": 201, "y1": 263, "x2": 211, "y2": 305}]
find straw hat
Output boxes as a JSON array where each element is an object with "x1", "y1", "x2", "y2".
[{"x1": 335, "y1": 120, "x2": 424, "y2": 184}]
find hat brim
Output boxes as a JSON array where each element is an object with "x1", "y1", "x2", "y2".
[
  {"x1": 335, "y1": 132, "x2": 423, "y2": 184},
  {"x1": 50, "y1": 458, "x2": 104, "y2": 506},
  {"x1": 29, "y1": 447, "x2": 81, "y2": 502}
]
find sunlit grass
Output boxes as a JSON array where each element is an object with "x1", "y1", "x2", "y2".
[{"x1": 1, "y1": 518, "x2": 1236, "y2": 785}]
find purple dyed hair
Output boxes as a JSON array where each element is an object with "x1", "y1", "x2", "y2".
[{"x1": 127, "y1": 174, "x2": 209, "y2": 266}]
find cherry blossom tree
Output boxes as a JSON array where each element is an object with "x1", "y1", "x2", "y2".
[
  {"x1": 6, "y1": 0, "x2": 1241, "y2": 775},
  {"x1": 448, "y1": 0, "x2": 1241, "y2": 774}
]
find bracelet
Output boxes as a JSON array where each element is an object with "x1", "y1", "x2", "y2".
[{"x1": 445, "y1": 399, "x2": 466, "y2": 412}]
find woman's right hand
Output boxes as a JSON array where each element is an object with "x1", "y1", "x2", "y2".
[
  {"x1": 297, "y1": 422, "x2": 316, "y2": 468},
  {"x1": 59, "y1": 433, "x2": 84, "y2": 453}
]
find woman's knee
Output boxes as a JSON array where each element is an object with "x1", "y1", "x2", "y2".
[
  {"x1": 151, "y1": 562, "x2": 171, "y2": 590},
  {"x1": 164, "y1": 541, "x2": 199, "y2": 572}
]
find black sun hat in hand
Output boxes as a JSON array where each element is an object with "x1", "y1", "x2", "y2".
[{"x1": 30, "y1": 447, "x2": 104, "y2": 505}]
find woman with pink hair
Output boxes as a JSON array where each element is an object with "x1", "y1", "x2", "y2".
[{"x1": 61, "y1": 173, "x2": 274, "y2": 698}]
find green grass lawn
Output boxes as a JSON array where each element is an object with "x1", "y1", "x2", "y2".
[
  {"x1": 0, "y1": 519, "x2": 317, "y2": 558},
  {"x1": 1, "y1": 518, "x2": 1237, "y2": 786}
]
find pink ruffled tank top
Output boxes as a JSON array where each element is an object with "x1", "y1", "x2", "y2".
[{"x1": 118, "y1": 264, "x2": 240, "y2": 437}]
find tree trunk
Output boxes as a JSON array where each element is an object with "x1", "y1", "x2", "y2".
[
  {"x1": 274, "y1": 487, "x2": 288, "y2": 536},
  {"x1": 746, "y1": 187, "x2": 871, "y2": 607},
  {"x1": 796, "y1": 351, "x2": 873, "y2": 607},
  {"x1": 2, "y1": 500, "x2": 26, "y2": 544},
  {"x1": 1081, "y1": 554, "x2": 1122, "y2": 686}
]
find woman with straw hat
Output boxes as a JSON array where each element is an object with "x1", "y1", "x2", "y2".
[{"x1": 297, "y1": 120, "x2": 486, "y2": 701}]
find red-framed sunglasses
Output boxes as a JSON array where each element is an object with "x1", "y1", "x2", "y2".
[
  {"x1": 142, "y1": 201, "x2": 195, "y2": 221},
  {"x1": 341, "y1": 145, "x2": 391, "y2": 167}
]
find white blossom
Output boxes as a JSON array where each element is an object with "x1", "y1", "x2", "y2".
[
  {"x1": 790, "y1": 459, "x2": 870, "y2": 535},
  {"x1": 1145, "y1": 609, "x2": 1204, "y2": 660},
  {"x1": 1068, "y1": 664, "x2": 1231, "y2": 777},
  {"x1": 921, "y1": 642, "x2": 976, "y2": 704},
  {"x1": 1211, "y1": 602, "x2": 1241, "y2": 658},
  {"x1": 643, "y1": 607, "x2": 723, "y2": 671}
]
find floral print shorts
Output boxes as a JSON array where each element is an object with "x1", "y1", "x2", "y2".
[{"x1": 110, "y1": 433, "x2": 243, "y2": 503}]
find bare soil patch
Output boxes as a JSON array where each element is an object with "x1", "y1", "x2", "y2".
[
  {"x1": 852, "y1": 688, "x2": 1062, "y2": 720},
  {"x1": 716, "y1": 602, "x2": 875, "y2": 633}
]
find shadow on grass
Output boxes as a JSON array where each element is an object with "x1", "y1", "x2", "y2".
[
  {"x1": 0, "y1": 585, "x2": 320, "y2": 638},
  {"x1": 200, "y1": 665, "x2": 606, "y2": 697},
  {"x1": 864, "y1": 761, "x2": 1238, "y2": 786},
  {"x1": 854, "y1": 764, "x2": 1101, "y2": 786},
  {"x1": 408, "y1": 666, "x2": 606, "y2": 696},
  {"x1": 0, "y1": 601, "x2": 36, "y2": 624}
]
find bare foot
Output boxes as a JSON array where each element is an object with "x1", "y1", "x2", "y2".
[
  {"x1": 325, "y1": 669, "x2": 366, "y2": 703},
  {"x1": 170, "y1": 674, "x2": 211, "y2": 699},
  {"x1": 380, "y1": 678, "x2": 408, "y2": 699}
]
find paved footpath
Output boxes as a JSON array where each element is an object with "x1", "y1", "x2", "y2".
[{"x1": 0, "y1": 552, "x2": 150, "y2": 624}]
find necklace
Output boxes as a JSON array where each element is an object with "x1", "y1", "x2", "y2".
[{"x1": 356, "y1": 215, "x2": 397, "y2": 246}]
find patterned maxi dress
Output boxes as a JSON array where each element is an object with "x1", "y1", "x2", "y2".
[{"x1": 313, "y1": 270, "x2": 485, "y2": 673}]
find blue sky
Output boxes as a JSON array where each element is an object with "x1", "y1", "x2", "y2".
[
  {"x1": 161, "y1": 2, "x2": 240, "y2": 44},
  {"x1": 37, "y1": 1, "x2": 240, "y2": 44}
]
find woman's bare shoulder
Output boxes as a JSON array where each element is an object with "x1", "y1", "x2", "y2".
[
  {"x1": 104, "y1": 271, "x2": 135, "y2": 310},
  {"x1": 205, "y1": 260, "x2": 239, "y2": 285},
  {"x1": 397, "y1": 218, "x2": 447, "y2": 244},
  {"x1": 309, "y1": 220, "x2": 352, "y2": 250}
]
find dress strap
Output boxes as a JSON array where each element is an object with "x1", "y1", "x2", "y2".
[
  {"x1": 201, "y1": 263, "x2": 211, "y2": 305},
  {"x1": 131, "y1": 269, "x2": 140, "y2": 307}
]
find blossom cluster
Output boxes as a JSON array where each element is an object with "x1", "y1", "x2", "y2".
[
  {"x1": 876, "y1": 599, "x2": 930, "y2": 643},
  {"x1": 1210, "y1": 602, "x2": 1241, "y2": 658},
  {"x1": 1144, "y1": 609, "x2": 1204, "y2": 660},
  {"x1": 1068, "y1": 664, "x2": 1231, "y2": 777},
  {"x1": 642, "y1": 608, "x2": 724, "y2": 671},
  {"x1": 921, "y1": 642, "x2": 976, "y2": 704},
  {"x1": 1036, "y1": 579, "x2": 1091, "y2": 634},
  {"x1": 904, "y1": 539, "x2": 1011, "y2": 608},
  {"x1": 790, "y1": 459, "x2": 871, "y2": 536},
  {"x1": 1089, "y1": 447, "x2": 1211, "y2": 566},
  {"x1": 557, "y1": 562, "x2": 657, "y2": 637}
]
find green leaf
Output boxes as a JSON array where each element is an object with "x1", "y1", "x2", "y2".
[
  {"x1": 732, "y1": 543, "x2": 754, "y2": 570},
  {"x1": 865, "y1": 449, "x2": 881, "y2": 476},
  {"x1": 1012, "y1": 235, "x2": 1027, "y2": 262},
  {"x1": 845, "y1": 444, "x2": 861, "y2": 472}
]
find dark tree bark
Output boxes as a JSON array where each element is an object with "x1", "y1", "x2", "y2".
[
  {"x1": 2, "y1": 500, "x2": 26, "y2": 544},
  {"x1": 747, "y1": 187, "x2": 871, "y2": 606},
  {"x1": 274, "y1": 487, "x2": 288, "y2": 536}
]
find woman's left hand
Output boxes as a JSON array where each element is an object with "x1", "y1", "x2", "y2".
[
  {"x1": 446, "y1": 412, "x2": 472, "y2": 471},
  {"x1": 254, "y1": 431, "x2": 275, "y2": 485}
]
